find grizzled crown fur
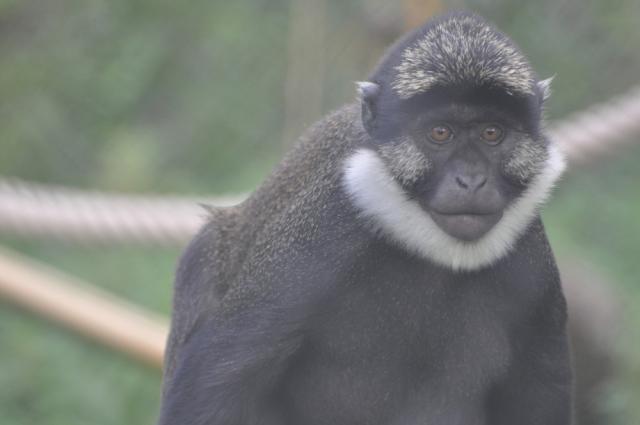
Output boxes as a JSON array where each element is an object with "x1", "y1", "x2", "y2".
[{"x1": 379, "y1": 12, "x2": 536, "y2": 99}]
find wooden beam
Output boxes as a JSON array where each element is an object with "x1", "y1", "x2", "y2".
[{"x1": 0, "y1": 245, "x2": 168, "y2": 368}]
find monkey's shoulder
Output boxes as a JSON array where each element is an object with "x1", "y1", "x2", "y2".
[
  {"x1": 163, "y1": 207, "x2": 241, "y2": 379},
  {"x1": 170, "y1": 207, "x2": 244, "y2": 325},
  {"x1": 209, "y1": 103, "x2": 369, "y2": 292},
  {"x1": 241, "y1": 102, "x2": 365, "y2": 223}
]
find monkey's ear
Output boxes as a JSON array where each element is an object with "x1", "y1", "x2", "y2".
[
  {"x1": 356, "y1": 81, "x2": 381, "y2": 134},
  {"x1": 537, "y1": 76, "x2": 554, "y2": 103}
]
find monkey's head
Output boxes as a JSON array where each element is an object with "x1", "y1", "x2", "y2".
[{"x1": 344, "y1": 12, "x2": 566, "y2": 271}]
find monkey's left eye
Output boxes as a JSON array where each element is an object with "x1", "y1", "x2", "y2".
[{"x1": 481, "y1": 125, "x2": 504, "y2": 143}]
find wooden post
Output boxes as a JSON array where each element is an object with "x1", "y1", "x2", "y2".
[
  {"x1": 0, "y1": 245, "x2": 168, "y2": 368},
  {"x1": 403, "y1": 0, "x2": 443, "y2": 30},
  {"x1": 282, "y1": 0, "x2": 327, "y2": 147}
]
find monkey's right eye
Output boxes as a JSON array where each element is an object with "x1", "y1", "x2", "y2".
[{"x1": 428, "y1": 125, "x2": 453, "y2": 143}]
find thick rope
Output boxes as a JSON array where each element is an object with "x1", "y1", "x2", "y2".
[
  {"x1": 0, "y1": 179, "x2": 243, "y2": 245},
  {"x1": 1, "y1": 86, "x2": 640, "y2": 246},
  {"x1": 551, "y1": 85, "x2": 640, "y2": 163}
]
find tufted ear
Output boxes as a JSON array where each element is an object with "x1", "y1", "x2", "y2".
[
  {"x1": 356, "y1": 81, "x2": 381, "y2": 135},
  {"x1": 537, "y1": 76, "x2": 554, "y2": 103}
]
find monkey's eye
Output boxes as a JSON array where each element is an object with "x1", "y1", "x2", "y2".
[
  {"x1": 481, "y1": 125, "x2": 504, "y2": 143},
  {"x1": 428, "y1": 125, "x2": 453, "y2": 143}
]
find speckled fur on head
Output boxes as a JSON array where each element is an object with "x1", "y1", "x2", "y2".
[
  {"x1": 391, "y1": 13, "x2": 535, "y2": 99},
  {"x1": 377, "y1": 137, "x2": 432, "y2": 186}
]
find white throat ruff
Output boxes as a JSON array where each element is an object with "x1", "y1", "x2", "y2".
[{"x1": 343, "y1": 145, "x2": 566, "y2": 271}]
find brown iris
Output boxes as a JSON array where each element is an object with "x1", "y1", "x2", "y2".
[
  {"x1": 481, "y1": 125, "x2": 503, "y2": 143},
  {"x1": 429, "y1": 125, "x2": 452, "y2": 143}
]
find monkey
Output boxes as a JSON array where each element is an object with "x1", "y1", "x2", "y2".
[{"x1": 158, "y1": 11, "x2": 572, "y2": 425}]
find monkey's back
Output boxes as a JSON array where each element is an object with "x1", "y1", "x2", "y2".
[{"x1": 162, "y1": 103, "x2": 366, "y2": 382}]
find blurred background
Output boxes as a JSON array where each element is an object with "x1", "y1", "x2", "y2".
[{"x1": 0, "y1": 0, "x2": 639, "y2": 424}]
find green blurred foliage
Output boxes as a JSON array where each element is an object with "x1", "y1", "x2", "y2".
[
  {"x1": 0, "y1": 1, "x2": 639, "y2": 424},
  {"x1": 0, "y1": 240, "x2": 175, "y2": 425},
  {"x1": 545, "y1": 143, "x2": 640, "y2": 425},
  {"x1": 0, "y1": 0, "x2": 292, "y2": 194}
]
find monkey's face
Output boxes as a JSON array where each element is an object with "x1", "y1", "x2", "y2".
[
  {"x1": 377, "y1": 99, "x2": 547, "y2": 242},
  {"x1": 346, "y1": 87, "x2": 565, "y2": 270}
]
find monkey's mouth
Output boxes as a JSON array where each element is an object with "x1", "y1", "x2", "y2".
[{"x1": 429, "y1": 210, "x2": 503, "y2": 241}]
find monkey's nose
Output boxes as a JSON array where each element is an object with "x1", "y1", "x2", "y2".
[{"x1": 455, "y1": 175, "x2": 487, "y2": 192}]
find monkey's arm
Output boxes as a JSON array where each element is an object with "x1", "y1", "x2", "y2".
[
  {"x1": 157, "y1": 302, "x2": 303, "y2": 425},
  {"x1": 488, "y1": 291, "x2": 573, "y2": 425},
  {"x1": 157, "y1": 216, "x2": 314, "y2": 425}
]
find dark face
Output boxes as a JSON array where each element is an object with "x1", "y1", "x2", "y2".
[
  {"x1": 369, "y1": 91, "x2": 545, "y2": 242},
  {"x1": 415, "y1": 103, "x2": 522, "y2": 240}
]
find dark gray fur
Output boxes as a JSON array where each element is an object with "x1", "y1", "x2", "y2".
[{"x1": 158, "y1": 12, "x2": 571, "y2": 425}]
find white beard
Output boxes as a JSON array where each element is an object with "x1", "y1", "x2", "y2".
[{"x1": 342, "y1": 144, "x2": 566, "y2": 271}]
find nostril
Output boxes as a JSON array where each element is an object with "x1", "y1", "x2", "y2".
[
  {"x1": 455, "y1": 175, "x2": 487, "y2": 191},
  {"x1": 455, "y1": 176, "x2": 469, "y2": 189}
]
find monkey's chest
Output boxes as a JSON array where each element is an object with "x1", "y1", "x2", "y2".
[{"x1": 284, "y1": 274, "x2": 515, "y2": 425}]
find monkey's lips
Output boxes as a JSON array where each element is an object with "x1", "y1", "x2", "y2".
[{"x1": 429, "y1": 210, "x2": 503, "y2": 241}]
